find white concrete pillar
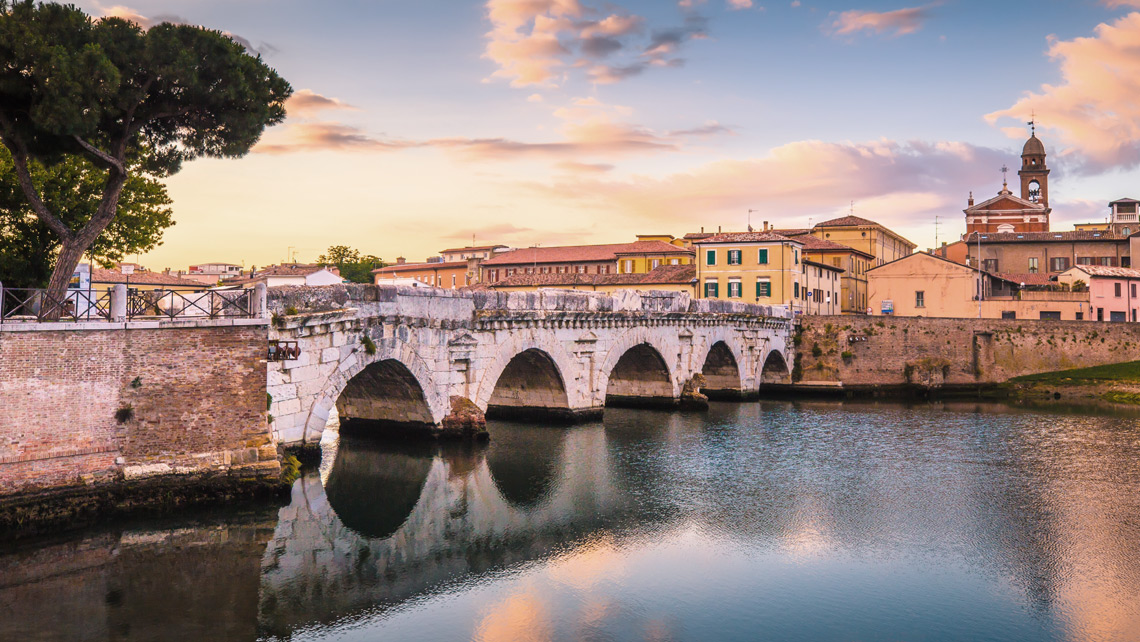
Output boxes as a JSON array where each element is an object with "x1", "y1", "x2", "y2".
[
  {"x1": 252, "y1": 283, "x2": 268, "y2": 318},
  {"x1": 110, "y1": 284, "x2": 127, "y2": 322}
]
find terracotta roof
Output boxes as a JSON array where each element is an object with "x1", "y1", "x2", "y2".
[
  {"x1": 682, "y1": 232, "x2": 715, "y2": 240},
  {"x1": 868, "y1": 252, "x2": 1016, "y2": 284},
  {"x1": 964, "y1": 230, "x2": 1125, "y2": 242},
  {"x1": 803, "y1": 258, "x2": 845, "y2": 272},
  {"x1": 1067, "y1": 265, "x2": 1140, "y2": 279},
  {"x1": 91, "y1": 268, "x2": 207, "y2": 287},
  {"x1": 1109, "y1": 198, "x2": 1140, "y2": 205},
  {"x1": 438, "y1": 244, "x2": 509, "y2": 254},
  {"x1": 996, "y1": 272, "x2": 1055, "y2": 287},
  {"x1": 1023, "y1": 133, "x2": 1045, "y2": 156},
  {"x1": 813, "y1": 215, "x2": 881, "y2": 228},
  {"x1": 482, "y1": 241, "x2": 687, "y2": 266},
  {"x1": 374, "y1": 260, "x2": 468, "y2": 274},
  {"x1": 696, "y1": 231, "x2": 802, "y2": 244},
  {"x1": 491, "y1": 264, "x2": 695, "y2": 288},
  {"x1": 794, "y1": 235, "x2": 874, "y2": 256},
  {"x1": 771, "y1": 228, "x2": 812, "y2": 237}
]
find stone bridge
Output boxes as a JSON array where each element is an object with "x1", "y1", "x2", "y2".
[{"x1": 266, "y1": 285, "x2": 794, "y2": 445}]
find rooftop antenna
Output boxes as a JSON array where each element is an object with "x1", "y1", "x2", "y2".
[
  {"x1": 934, "y1": 215, "x2": 941, "y2": 249},
  {"x1": 287, "y1": 246, "x2": 296, "y2": 264},
  {"x1": 747, "y1": 209, "x2": 759, "y2": 232},
  {"x1": 850, "y1": 200, "x2": 855, "y2": 216}
]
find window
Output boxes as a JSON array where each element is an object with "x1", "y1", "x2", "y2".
[
  {"x1": 758, "y1": 249, "x2": 769, "y2": 264},
  {"x1": 1116, "y1": 282, "x2": 1123, "y2": 297},
  {"x1": 915, "y1": 290, "x2": 925, "y2": 308},
  {"x1": 670, "y1": 258, "x2": 680, "y2": 265},
  {"x1": 651, "y1": 259, "x2": 661, "y2": 269},
  {"x1": 577, "y1": 265, "x2": 587, "y2": 274},
  {"x1": 982, "y1": 259, "x2": 998, "y2": 272},
  {"x1": 756, "y1": 279, "x2": 771, "y2": 298},
  {"x1": 794, "y1": 282, "x2": 800, "y2": 298},
  {"x1": 832, "y1": 257, "x2": 841, "y2": 268},
  {"x1": 1028, "y1": 257, "x2": 1038, "y2": 274},
  {"x1": 1098, "y1": 257, "x2": 1116, "y2": 267},
  {"x1": 1124, "y1": 257, "x2": 1132, "y2": 268},
  {"x1": 706, "y1": 249, "x2": 716, "y2": 266},
  {"x1": 1133, "y1": 284, "x2": 1137, "y2": 298},
  {"x1": 451, "y1": 275, "x2": 456, "y2": 287},
  {"x1": 1002, "y1": 311, "x2": 1016, "y2": 320},
  {"x1": 704, "y1": 279, "x2": 719, "y2": 298},
  {"x1": 1111, "y1": 311, "x2": 1127, "y2": 322},
  {"x1": 728, "y1": 279, "x2": 742, "y2": 298},
  {"x1": 1077, "y1": 257, "x2": 1093, "y2": 265},
  {"x1": 1040, "y1": 311, "x2": 1062, "y2": 320},
  {"x1": 1124, "y1": 227, "x2": 1132, "y2": 236},
  {"x1": 726, "y1": 249, "x2": 742, "y2": 265},
  {"x1": 541, "y1": 266, "x2": 551, "y2": 274},
  {"x1": 622, "y1": 259, "x2": 634, "y2": 273},
  {"x1": 794, "y1": 249, "x2": 800, "y2": 265},
  {"x1": 1050, "y1": 257, "x2": 1070, "y2": 272}
]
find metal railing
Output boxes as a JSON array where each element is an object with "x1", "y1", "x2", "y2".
[
  {"x1": 0, "y1": 285, "x2": 258, "y2": 323},
  {"x1": 0, "y1": 288, "x2": 112, "y2": 323},
  {"x1": 125, "y1": 288, "x2": 254, "y2": 320}
]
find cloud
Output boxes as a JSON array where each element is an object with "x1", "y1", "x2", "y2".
[
  {"x1": 94, "y1": 3, "x2": 274, "y2": 55},
  {"x1": 254, "y1": 122, "x2": 420, "y2": 154},
  {"x1": 440, "y1": 223, "x2": 535, "y2": 241},
  {"x1": 667, "y1": 121, "x2": 734, "y2": 137},
  {"x1": 556, "y1": 161, "x2": 615, "y2": 173},
  {"x1": 523, "y1": 139, "x2": 1011, "y2": 236},
  {"x1": 986, "y1": 12, "x2": 1140, "y2": 173},
  {"x1": 284, "y1": 89, "x2": 358, "y2": 118},
  {"x1": 728, "y1": 0, "x2": 754, "y2": 8},
  {"x1": 1101, "y1": 0, "x2": 1140, "y2": 7},
  {"x1": 527, "y1": 93, "x2": 545, "y2": 102},
  {"x1": 483, "y1": 0, "x2": 707, "y2": 87},
  {"x1": 827, "y1": 5, "x2": 932, "y2": 38}
]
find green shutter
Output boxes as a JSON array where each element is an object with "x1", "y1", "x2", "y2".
[
  {"x1": 705, "y1": 281, "x2": 719, "y2": 297},
  {"x1": 794, "y1": 282, "x2": 800, "y2": 298},
  {"x1": 757, "y1": 280, "x2": 771, "y2": 297},
  {"x1": 757, "y1": 248, "x2": 768, "y2": 264},
  {"x1": 706, "y1": 249, "x2": 716, "y2": 265}
]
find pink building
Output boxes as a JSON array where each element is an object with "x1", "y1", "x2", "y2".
[{"x1": 1058, "y1": 265, "x2": 1140, "y2": 322}]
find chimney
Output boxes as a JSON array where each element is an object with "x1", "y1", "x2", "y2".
[
  {"x1": 700, "y1": 226, "x2": 704, "y2": 233},
  {"x1": 163, "y1": 268, "x2": 170, "y2": 275},
  {"x1": 396, "y1": 256, "x2": 406, "y2": 265},
  {"x1": 718, "y1": 225, "x2": 722, "y2": 233},
  {"x1": 763, "y1": 221, "x2": 769, "y2": 231}
]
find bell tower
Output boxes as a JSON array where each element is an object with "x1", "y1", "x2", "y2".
[{"x1": 1019, "y1": 120, "x2": 1049, "y2": 208}]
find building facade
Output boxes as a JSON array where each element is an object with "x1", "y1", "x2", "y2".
[
  {"x1": 802, "y1": 259, "x2": 844, "y2": 315},
  {"x1": 480, "y1": 240, "x2": 692, "y2": 283},
  {"x1": 964, "y1": 231, "x2": 1131, "y2": 276},
  {"x1": 1057, "y1": 266, "x2": 1140, "y2": 322},
  {"x1": 693, "y1": 232, "x2": 805, "y2": 313},
  {"x1": 374, "y1": 259, "x2": 473, "y2": 289},
  {"x1": 486, "y1": 264, "x2": 696, "y2": 296},
  {"x1": 810, "y1": 215, "x2": 916, "y2": 267}
]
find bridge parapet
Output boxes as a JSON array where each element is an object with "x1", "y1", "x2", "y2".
[{"x1": 267, "y1": 286, "x2": 794, "y2": 445}]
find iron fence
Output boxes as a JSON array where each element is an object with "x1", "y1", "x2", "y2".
[
  {"x1": 0, "y1": 288, "x2": 111, "y2": 323},
  {"x1": 0, "y1": 286, "x2": 257, "y2": 323}
]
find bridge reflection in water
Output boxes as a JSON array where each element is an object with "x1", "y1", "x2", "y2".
[{"x1": 4, "y1": 402, "x2": 1140, "y2": 641}]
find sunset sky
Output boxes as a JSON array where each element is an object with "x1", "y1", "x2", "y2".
[{"x1": 74, "y1": 0, "x2": 1140, "y2": 269}]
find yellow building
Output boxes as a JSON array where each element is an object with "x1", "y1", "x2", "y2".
[
  {"x1": 482, "y1": 238, "x2": 692, "y2": 282},
  {"x1": 693, "y1": 232, "x2": 807, "y2": 313},
  {"x1": 811, "y1": 215, "x2": 916, "y2": 268}
]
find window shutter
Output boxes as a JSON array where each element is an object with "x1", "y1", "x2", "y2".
[
  {"x1": 758, "y1": 248, "x2": 768, "y2": 264},
  {"x1": 706, "y1": 249, "x2": 716, "y2": 265}
]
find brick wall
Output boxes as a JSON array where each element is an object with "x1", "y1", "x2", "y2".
[
  {"x1": 0, "y1": 322, "x2": 274, "y2": 497},
  {"x1": 797, "y1": 315, "x2": 1140, "y2": 388}
]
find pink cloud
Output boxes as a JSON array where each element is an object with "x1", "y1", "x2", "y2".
[
  {"x1": 986, "y1": 12, "x2": 1140, "y2": 173},
  {"x1": 284, "y1": 89, "x2": 358, "y2": 118},
  {"x1": 1101, "y1": 0, "x2": 1140, "y2": 7},
  {"x1": 828, "y1": 5, "x2": 931, "y2": 38}
]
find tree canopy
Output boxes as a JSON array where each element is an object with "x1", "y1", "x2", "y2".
[
  {"x1": 317, "y1": 245, "x2": 384, "y2": 284},
  {"x1": 0, "y1": 147, "x2": 173, "y2": 288},
  {"x1": 0, "y1": 1, "x2": 291, "y2": 303}
]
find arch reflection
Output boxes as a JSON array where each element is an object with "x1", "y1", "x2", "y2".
[
  {"x1": 485, "y1": 423, "x2": 569, "y2": 508},
  {"x1": 324, "y1": 435, "x2": 435, "y2": 539}
]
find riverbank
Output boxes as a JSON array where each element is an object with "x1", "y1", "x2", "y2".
[
  {"x1": 0, "y1": 466, "x2": 290, "y2": 541},
  {"x1": 1001, "y1": 360, "x2": 1140, "y2": 405}
]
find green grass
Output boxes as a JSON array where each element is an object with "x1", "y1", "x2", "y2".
[
  {"x1": 1102, "y1": 390, "x2": 1140, "y2": 405},
  {"x1": 1011, "y1": 360, "x2": 1140, "y2": 384}
]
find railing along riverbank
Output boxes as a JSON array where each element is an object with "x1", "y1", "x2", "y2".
[{"x1": 0, "y1": 282, "x2": 268, "y2": 323}]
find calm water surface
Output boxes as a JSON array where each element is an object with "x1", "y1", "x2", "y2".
[{"x1": 3, "y1": 400, "x2": 1140, "y2": 641}]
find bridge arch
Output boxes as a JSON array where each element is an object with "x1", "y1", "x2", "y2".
[
  {"x1": 760, "y1": 349, "x2": 791, "y2": 385},
  {"x1": 302, "y1": 334, "x2": 447, "y2": 442},
  {"x1": 700, "y1": 340, "x2": 746, "y2": 399},
  {"x1": 474, "y1": 335, "x2": 582, "y2": 422},
  {"x1": 599, "y1": 329, "x2": 679, "y2": 408}
]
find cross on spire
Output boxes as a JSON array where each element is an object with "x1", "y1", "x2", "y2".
[
  {"x1": 1000, "y1": 164, "x2": 1009, "y2": 189},
  {"x1": 1027, "y1": 110, "x2": 1036, "y2": 136}
]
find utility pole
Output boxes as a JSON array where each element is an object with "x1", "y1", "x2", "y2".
[{"x1": 934, "y1": 216, "x2": 941, "y2": 250}]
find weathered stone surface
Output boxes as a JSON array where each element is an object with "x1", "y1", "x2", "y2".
[
  {"x1": 440, "y1": 396, "x2": 488, "y2": 440},
  {"x1": 267, "y1": 285, "x2": 794, "y2": 445}
]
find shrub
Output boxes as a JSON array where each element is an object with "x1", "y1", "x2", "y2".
[
  {"x1": 284, "y1": 304, "x2": 299, "y2": 316},
  {"x1": 361, "y1": 334, "x2": 377, "y2": 356},
  {"x1": 115, "y1": 405, "x2": 134, "y2": 424},
  {"x1": 811, "y1": 343, "x2": 822, "y2": 357},
  {"x1": 841, "y1": 351, "x2": 854, "y2": 360}
]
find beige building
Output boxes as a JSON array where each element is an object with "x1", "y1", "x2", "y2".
[
  {"x1": 811, "y1": 215, "x2": 916, "y2": 267},
  {"x1": 869, "y1": 252, "x2": 1086, "y2": 320},
  {"x1": 802, "y1": 259, "x2": 844, "y2": 315},
  {"x1": 964, "y1": 230, "x2": 1131, "y2": 275}
]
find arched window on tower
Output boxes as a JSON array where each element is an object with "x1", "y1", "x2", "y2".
[{"x1": 1027, "y1": 180, "x2": 1041, "y2": 203}]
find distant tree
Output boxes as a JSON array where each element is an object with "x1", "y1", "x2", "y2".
[
  {"x1": 0, "y1": 147, "x2": 173, "y2": 288},
  {"x1": 317, "y1": 245, "x2": 384, "y2": 284},
  {"x1": 0, "y1": 1, "x2": 291, "y2": 309}
]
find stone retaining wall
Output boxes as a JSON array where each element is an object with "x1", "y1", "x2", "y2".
[
  {"x1": 796, "y1": 315, "x2": 1140, "y2": 389},
  {"x1": 0, "y1": 320, "x2": 277, "y2": 500}
]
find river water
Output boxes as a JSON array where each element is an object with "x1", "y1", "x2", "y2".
[{"x1": 3, "y1": 400, "x2": 1140, "y2": 641}]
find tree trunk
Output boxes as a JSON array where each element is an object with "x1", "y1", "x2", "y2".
[{"x1": 41, "y1": 172, "x2": 128, "y2": 319}]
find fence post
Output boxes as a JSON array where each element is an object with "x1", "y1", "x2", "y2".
[
  {"x1": 110, "y1": 284, "x2": 127, "y2": 322},
  {"x1": 253, "y1": 283, "x2": 268, "y2": 319}
]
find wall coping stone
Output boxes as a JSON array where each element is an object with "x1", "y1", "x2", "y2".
[{"x1": 0, "y1": 318, "x2": 268, "y2": 333}]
